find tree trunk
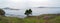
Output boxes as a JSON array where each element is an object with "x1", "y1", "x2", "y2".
[{"x1": 27, "y1": 14, "x2": 30, "y2": 17}]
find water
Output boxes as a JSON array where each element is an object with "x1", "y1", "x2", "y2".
[{"x1": 3, "y1": 8, "x2": 60, "y2": 18}]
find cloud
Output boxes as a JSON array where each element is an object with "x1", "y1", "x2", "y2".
[{"x1": 0, "y1": 0, "x2": 60, "y2": 8}]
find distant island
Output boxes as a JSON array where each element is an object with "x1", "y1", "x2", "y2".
[
  {"x1": 38, "y1": 7, "x2": 46, "y2": 8},
  {"x1": 38, "y1": 7, "x2": 60, "y2": 8},
  {"x1": 3, "y1": 7, "x2": 20, "y2": 10}
]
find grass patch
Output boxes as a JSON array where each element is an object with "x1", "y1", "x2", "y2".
[{"x1": 0, "y1": 14, "x2": 60, "y2": 23}]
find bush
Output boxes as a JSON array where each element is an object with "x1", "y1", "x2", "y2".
[{"x1": 0, "y1": 9, "x2": 5, "y2": 16}]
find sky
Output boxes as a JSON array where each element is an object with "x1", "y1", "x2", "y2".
[
  {"x1": 0, "y1": 0, "x2": 60, "y2": 9},
  {"x1": 48, "y1": 0, "x2": 60, "y2": 7}
]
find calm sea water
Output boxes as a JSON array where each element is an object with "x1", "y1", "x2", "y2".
[{"x1": 3, "y1": 8, "x2": 60, "y2": 18}]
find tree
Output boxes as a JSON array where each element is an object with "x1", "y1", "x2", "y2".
[
  {"x1": 24, "y1": 9, "x2": 32, "y2": 16},
  {"x1": 28, "y1": 9, "x2": 32, "y2": 15},
  {"x1": 24, "y1": 10, "x2": 29, "y2": 16},
  {"x1": 0, "y1": 9, "x2": 5, "y2": 16}
]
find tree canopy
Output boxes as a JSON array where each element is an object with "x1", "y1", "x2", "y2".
[{"x1": 24, "y1": 9, "x2": 32, "y2": 16}]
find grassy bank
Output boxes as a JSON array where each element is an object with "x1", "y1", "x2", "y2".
[{"x1": 0, "y1": 14, "x2": 60, "y2": 23}]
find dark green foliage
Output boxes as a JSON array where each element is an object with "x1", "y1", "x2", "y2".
[
  {"x1": 0, "y1": 9, "x2": 5, "y2": 16},
  {"x1": 25, "y1": 10, "x2": 29, "y2": 16},
  {"x1": 24, "y1": 9, "x2": 32, "y2": 16},
  {"x1": 28, "y1": 9, "x2": 32, "y2": 14}
]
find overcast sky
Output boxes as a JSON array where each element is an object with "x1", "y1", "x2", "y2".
[{"x1": 0, "y1": 0, "x2": 60, "y2": 9}]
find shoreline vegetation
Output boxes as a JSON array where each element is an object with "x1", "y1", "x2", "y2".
[
  {"x1": 0, "y1": 14, "x2": 60, "y2": 23},
  {"x1": 0, "y1": 9, "x2": 60, "y2": 23}
]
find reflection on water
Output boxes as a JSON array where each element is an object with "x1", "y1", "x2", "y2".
[{"x1": 3, "y1": 8, "x2": 60, "y2": 18}]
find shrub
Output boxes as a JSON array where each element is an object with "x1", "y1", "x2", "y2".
[{"x1": 0, "y1": 9, "x2": 5, "y2": 16}]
